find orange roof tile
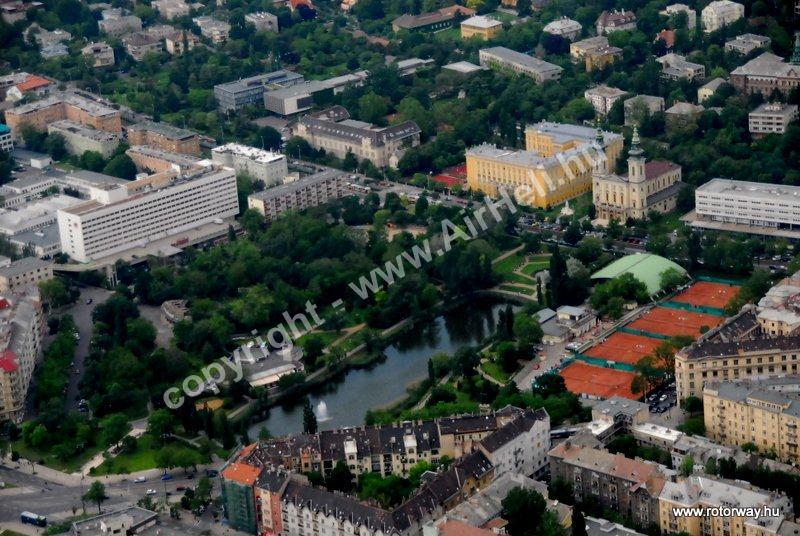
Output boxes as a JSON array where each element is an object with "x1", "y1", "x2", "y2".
[
  {"x1": 439, "y1": 520, "x2": 494, "y2": 536},
  {"x1": 16, "y1": 75, "x2": 51, "y2": 93},
  {"x1": 222, "y1": 461, "x2": 261, "y2": 486}
]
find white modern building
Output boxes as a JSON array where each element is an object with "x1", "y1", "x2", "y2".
[
  {"x1": 479, "y1": 46, "x2": 563, "y2": 83},
  {"x1": 748, "y1": 103, "x2": 798, "y2": 138},
  {"x1": 701, "y1": 0, "x2": 744, "y2": 33},
  {"x1": 211, "y1": 143, "x2": 288, "y2": 186},
  {"x1": 57, "y1": 165, "x2": 239, "y2": 263},
  {"x1": 693, "y1": 178, "x2": 800, "y2": 236},
  {"x1": 477, "y1": 408, "x2": 550, "y2": 478}
]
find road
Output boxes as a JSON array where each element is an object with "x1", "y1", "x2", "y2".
[{"x1": 62, "y1": 287, "x2": 113, "y2": 412}]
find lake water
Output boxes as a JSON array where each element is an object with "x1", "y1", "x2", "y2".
[{"x1": 248, "y1": 296, "x2": 515, "y2": 437}]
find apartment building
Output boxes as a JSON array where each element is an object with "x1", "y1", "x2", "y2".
[
  {"x1": 0, "y1": 257, "x2": 52, "y2": 292},
  {"x1": 596, "y1": 10, "x2": 636, "y2": 35},
  {"x1": 730, "y1": 51, "x2": 800, "y2": 96},
  {"x1": 593, "y1": 128, "x2": 683, "y2": 223},
  {"x1": 703, "y1": 377, "x2": 800, "y2": 463},
  {"x1": 673, "y1": 303, "x2": 800, "y2": 400},
  {"x1": 0, "y1": 287, "x2": 44, "y2": 423},
  {"x1": 460, "y1": 15, "x2": 502, "y2": 40},
  {"x1": 726, "y1": 33, "x2": 771, "y2": 55},
  {"x1": 479, "y1": 47, "x2": 563, "y2": 83},
  {"x1": 543, "y1": 17, "x2": 582, "y2": 41},
  {"x1": 701, "y1": 0, "x2": 744, "y2": 33},
  {"x1": 660, "y1": 4, "x2": 696, "y2": 30},
  {"x1": 193, "y1": 16, "x2": 231, "y2": 43},
  {"x1": 126, "y1": 145, "x2": 201, "y2": 173},
  {"x1": 295, "y1": 106, "x2": 420, "y2": 169},
  {"x1": 466, "y1": 122, "x2": 622, "y2": 208},
  {"x1": 122, "y1": 31, "x2": 164, "y2": 60},
  {"x1": 214, "y1": 70, "x2": 305, "y2": 111},
  {"x1": 755, "y1": 272, "x2": 800, "y2": 336},
  {"x1": 164, "y1": 30, "x2": 198, "y2": 55},
  {"x1": 56, "y1": 166, "x2": 238, "y2": 262},
  {"x1": 698, "y1": 78, "x2": 727, "y2": 102},
  {"x1": 584, "y1": 45, "x2": 624, "y2": 71},
  {"x1": 570, "y1": 36, "x2": 609, "y2": 62},
  {"x1": 748, "y1": 103, "x2": 798, "y2": 138},
  {"x1": 245, "y1": 11, "x2": 278, "y2": 32},
  {"x1": 98, "y1": 14, "x2": 142, "y2": 37},
  {"x1": 476, "y1": 408, "x2": 550, "y2": 477},
  {"x1": 247, "y1": 168, "x2": 347, "y2": 222},
  {"x1": 4, "y1": 74, "x2": 52, "y2": 103},
  {"x1": 692, "y1": 178, "x2": 800, "y2": 238},
  {"x1": 584, "y1": 85, "x2": 627, "y2": 116},
  {"x1": 5, "y1": 91, "x2": 122, "y2": 139},
  {"x1": 0, "y1": 125, "x2": 12, "y2": 152},
  {"x1": 657, "y1": 53, "x2": 706, "y2": 81},
  {"x1": 211, "y1": 143, "x2": 288, "y2": 186},
  {"x1": 152, "y1": 0, "x2": 190, "y2": 20},
  {"x1": 624, "y1": 95, "x2": 665, "y2": 125},
  {"x1": 127, "y1": 120, "x2": 200, "y2": 155},
  {"x1": 81, "y1": 42, "x2": 115, "y2": 67},
  {"x1": 549, "y1": 442, "x2": 669, "y2": 528},
  {"x1": 48, "y1": 120, "x2": 119, "y2": 158},
  {"x1": 28, "y1": 26, "x2": 71, "y2": 47},
  {"x1": 659, "y1": 476, "x2": 794, "y2": 536}
]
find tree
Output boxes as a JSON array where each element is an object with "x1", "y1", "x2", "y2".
[
  {"x1": 571, "y1": 508, "x2": 587, "y2": 536},
  {"x1": 252, "y1": 126, "x2": 282, "y2": 151},
  {"x1": 513, "y1": 314, "x2": 543, "y2": 350},
  {"x1": 502, "y1": 486, "x2": 547, "y2": 536},
  {"x1": 741, "y1": 442, "x2": 758, "y2": 453},
  {"x1": 148, "y1": 409, "x2": 175, "y2": 444},
  {"x1": 45, "y1": 133, "x2": 67, "y2": 160},
  {"x1": 705, "y1": 457, "x2": 718, "y2": 475},
  {"x1": 39, "y1": 278, "x2": 73, "y2": 307},
  {"x1": 302, "y1": 398, "x2": 318, "y2": 434},
  {"x1": 516, "y1": 0, "x2": 532, "y2": 16},
  {"x1": 83, "y1": 481, "x2": 109, "y2": 513},
  {"x1": 358, "y1": 92, "x2": 388, "y2": 125},
  {"x1": 660, "y1": 268, "x2": 687, "y2": 292},
  {"x1": 563, "y1": 220, "x2": 583, "y2": 246},
  {"x1": 326, "y1": 460, "x2": 355, "y2": 492},
  {"x1": 101, "y1": 413, "x2": 130, "y2": 447},
  {"x1": 103, "y1": 154, "x2": 137, "y2": 180},
  {"x1": 680, "y1": 455, "x2": 695, "y2": 476},
  {"x1": 681, "y1": 395, "x2": 703, "y2": 415}
]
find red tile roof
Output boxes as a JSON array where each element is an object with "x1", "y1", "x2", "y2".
[
  {"x1": 439, "y1": 520, "x2": 494, "y2": 536},
  {"x1": 0, "y1": 349, "x2": 18, "y2": 373},
  {"x1": 16, "y1": 75, "x2": 51, "y2": 93},
  {"x1": 656, "y1": 29, "x2": 676, "y2": 48}
]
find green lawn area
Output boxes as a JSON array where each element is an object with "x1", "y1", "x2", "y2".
[
  {"x1": 482, "y1": 361, "x2": 510, "y2": 383},
  {"x1": 93, "y1": 434, "x2": 207, "y2": 476},
  {"x1": 491, "y1": 9, "x2": 517, "y2": 23},
  {"x1": 434, "y1": 27, "x2": 460, "y2": 41},
  {"x1": 540, "y1": 192, "x2": 594, "y2": 220},
  {"x1": 520, "y1": 261, "x2": 549, "y2": 276},
  {"x1": 1, "y1": 530, "x2": 28, "y2": 536},
  {"x1": 499, "y1": 284, "x2": 536, "y2": 296},
  {"x1": 503, "y1": 272, "x2": 537, "y2": 285},
  {"x1": 493, "y1": 252, "x2": 524, "y2": 274},
  {"x1": 11, "y1": 439, "x2": 104, "y2": 473},
  {"x1": 297, "y1": 330, "x2": 339, "y2": 348}
]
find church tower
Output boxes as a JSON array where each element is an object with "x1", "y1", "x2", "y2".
[
  {"x1": 627, "y1": 125, "x2": 646, "y2": 183},
  {"x1": 791, "y1": 32, "x2": 800, "y2": 65}
]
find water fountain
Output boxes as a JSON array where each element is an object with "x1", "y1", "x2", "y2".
[{"x1": 315, "y1": 400, "x2": 332, "y2": 422}]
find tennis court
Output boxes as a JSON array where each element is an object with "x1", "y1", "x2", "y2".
[
  {"x1": 559, "y1": 361, "x2": 638, "y2": 400},
  {"x1": 672, "y1": 281, "x2": 740, "y2": 310},
  {"x1": 627, "y1": 306, "x2": 724, "y2": 338},
  {"x1": 583, "y1": 332, "x2": 663, "y2": 365}
]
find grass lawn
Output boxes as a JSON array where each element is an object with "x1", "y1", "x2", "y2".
[
  {"x1": 434, "y1": 27, "x2": 460, "y2": 41},
  {"x1": 540, "y1": 192, "x2": 594, "y2": 220},
  {"x1": 93, "y1": 434, "x2": 206, "y2": 476},
  {"x1": 520, "y1": 261, "x2": 549, "y2": 276},
  {"x1": 1, "y1": 530, "x2": 28, "y2": 536},
  {"x1": 491, "y1": 9, "x2": 517, "y2": 22},
  {"x1": 482, "y1": 361, "x2": 510, "y2": 383},
  {"x1": 503, "y1": 272, "x2": 537, "y2": 285},
  {"x1": 11, "y1": 439, "x2": 104, "y2": 473},
  {"x1": 297, "y1": 330, "x2": 339, "y2": 348},
  {"x1": 493, "y1": 252, "x2": 524, "y2": 274}
]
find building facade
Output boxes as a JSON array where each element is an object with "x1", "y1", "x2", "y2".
[
  {"x1": 730, "y1": 51, "x2": 800, "y2": 96},
  {"x1": 214, "y1": 70, "x2": 305, "y2": 111},
  {"x1": 127, "y1": 120, "x2": 200, "y2": 155},
  {"x1": 0, "y1": 257, "x2": 52, "y2": 293},
  {"x1": 5, "y1": 91, "x2": 122, "y2": 139},
  {"x1": 211, "y1": 143, "x2": 288, "y2": 186},
  {"x1": 593, "y1": 128, "x2": 683, "y2": 223},
  {"x1": 0, "y1": 125, "x2": 12, "y2": 152},
  {"x1": 294, "y1": 106, "x2": 420, "y2": 169},
  {"x1": 584, "y1": 85, "x2": 627, "y2": 116},
  {"x1": 748, "y1": 103, "x2": 798, "y2": 138},
  {"x1": 460, "y1": 15, "x2": 502, "y2": 40},
  {"x1": 543, "y1": 17, "x2": 582, "y2": 41},
  {"x1": 624, "y1": 95, "x2": 665, "y2": 125},
  {"x1": 56, "y1": 166, "x2": 239, "y2": 262},
  {"x1": 81, "y1": 42, "x2": 115, "y2": 67},
  {"x1": 247, "y1": 169, "x2": 346, "y2": 222},
  {"x1": 48, "y1": 120, "x2": 119, "y2": 158},
  {"x1": 479, "y1": 47, "x2": 563, "y2": 82},
  {"x1": 701, "y1": 0, "x2": 744, "y2": 33},
  {"x1": 245, "y1": 11, "x2": 278, "y2": 32},
  {"x1": 596, "y1": 10, "x2": 636, "y2": 34}
]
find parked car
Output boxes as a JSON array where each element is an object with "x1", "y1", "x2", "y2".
[
  {"x1": 134, "y1": 476, "x2": 146, "y2": 483},
  {"x1": 161, "y1": 474, "x2": 173, "y2": 481},
  {"x1": 146, "y1": 489, "x2": 157, "y2": 495}
]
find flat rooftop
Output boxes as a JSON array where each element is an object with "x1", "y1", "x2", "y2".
[
  {"x1": 128, "y1": 120, "x2": 197, "y2": 141},
  {"x1": 49, "y1": 120, "x2": 119, "y2": 142},
  {"x1": 212, "y1": 143, "x2": 285, "y2": 164},
  {"x1": 250, "y1": 168, "x2": 345, "y2": 199},
  {"x1": 481, "y1": 46, "x2": 563, "y2": 74},
  {"x1": 697, "y1": 178, "x2": 800, "y2": 202}
]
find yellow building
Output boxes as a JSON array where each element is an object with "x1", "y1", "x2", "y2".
[
  {"x1": 703, "y1": 377, "x2": 800, "y2": 463},
  {"x1": 659, "y1": 475, "x2": 795, "y2": 536},
  {"x1": 466, "y1": 122, "x2": 622, "y2": 208},
  {"x1": 584, "y1": 45, "x2": 623, "y2": 71},
  {"x1": 592, "y1": 127, "x2": 683, "y2": 223},
  {"x1": 460, "y1": 15, "x2": 502, "y2": 40}
]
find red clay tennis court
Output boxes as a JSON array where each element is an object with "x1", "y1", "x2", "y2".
[
  {"x1": 559, "y1": 361, "x2": 638, "y2": 400},
  {"x1": 672, "y1": 281, "x2": 741, "y2": 310},
  {"x1": 627, "y1": 306, "x2": 724, "y2": 338},
  {"x1": 583, "y1": 332, "x2": 663, "y2": 365}
]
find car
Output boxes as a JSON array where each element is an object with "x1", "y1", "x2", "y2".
[
  {"x1": 85, "y1": 298, "x2": 93, "y2": 305},
  {"x1": 176, "y1": 486, "x2": 186, "y2": 492},
  {"x1": 161, "y1": 474, "x2": 173, "y2": 481},
  {"x1": 205, "y1": 469, "x2": 218, "y2": 477},
  {"x1": 659, "y1": 395, "x2": 667, "y2": 401},
  {"x1": 74, "y1": 332, "x2": 80, "y2": 341},
  {"x1": 187, "y1": 473, "x2": 194, "y2": 479},
  {"x1": 533, "y1": 364, "x2": 540, "y2": 370},
  {"x1": 134, "y1": 476, "x2": 146, "y2": 483},
  {"x1": 146, "y1": 489, "x2": 157, "y2": 495}
]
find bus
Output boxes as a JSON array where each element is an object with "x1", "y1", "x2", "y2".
[{"x1": 20, "y1": 511, "x2": 47, "y2": 527}]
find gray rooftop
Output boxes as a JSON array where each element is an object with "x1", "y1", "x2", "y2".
[
  {"x1": 128, "y1": 120, "x2": 196, "y2": 141},
  {"x1": 697, "y1": 178, "x2": 800, "y2": 201},
  {"x1": 0, "y1": 256, "x2": 51, "y2": 278},
  {"x1": 481, "y1": 46, "x2": 563, "y2": 75},
  {"x1": 250, "y1": 168, "x2": 346, "y2": 200}
]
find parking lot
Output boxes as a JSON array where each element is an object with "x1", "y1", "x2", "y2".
[{"x1": 645, "y1": 381, "x2": 678, "y2": 416}]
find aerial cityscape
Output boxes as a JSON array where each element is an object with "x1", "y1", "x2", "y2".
[{"x1": 0, "y1": 0, "x2": 799, "y2": 535}]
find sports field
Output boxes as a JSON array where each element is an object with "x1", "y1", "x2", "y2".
[
  {"x1": 583, "y1": 332, "x2": 663, "y2": 365},
  {"x1": 672, "y1": 281, "x2": 740, "y2": 310},
  {"x1": 559, "y1": 361, "x2": 638, "y2": 400},
  {"x1": 627, "y1": 306, "x2": 724, "y2": 338}
]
